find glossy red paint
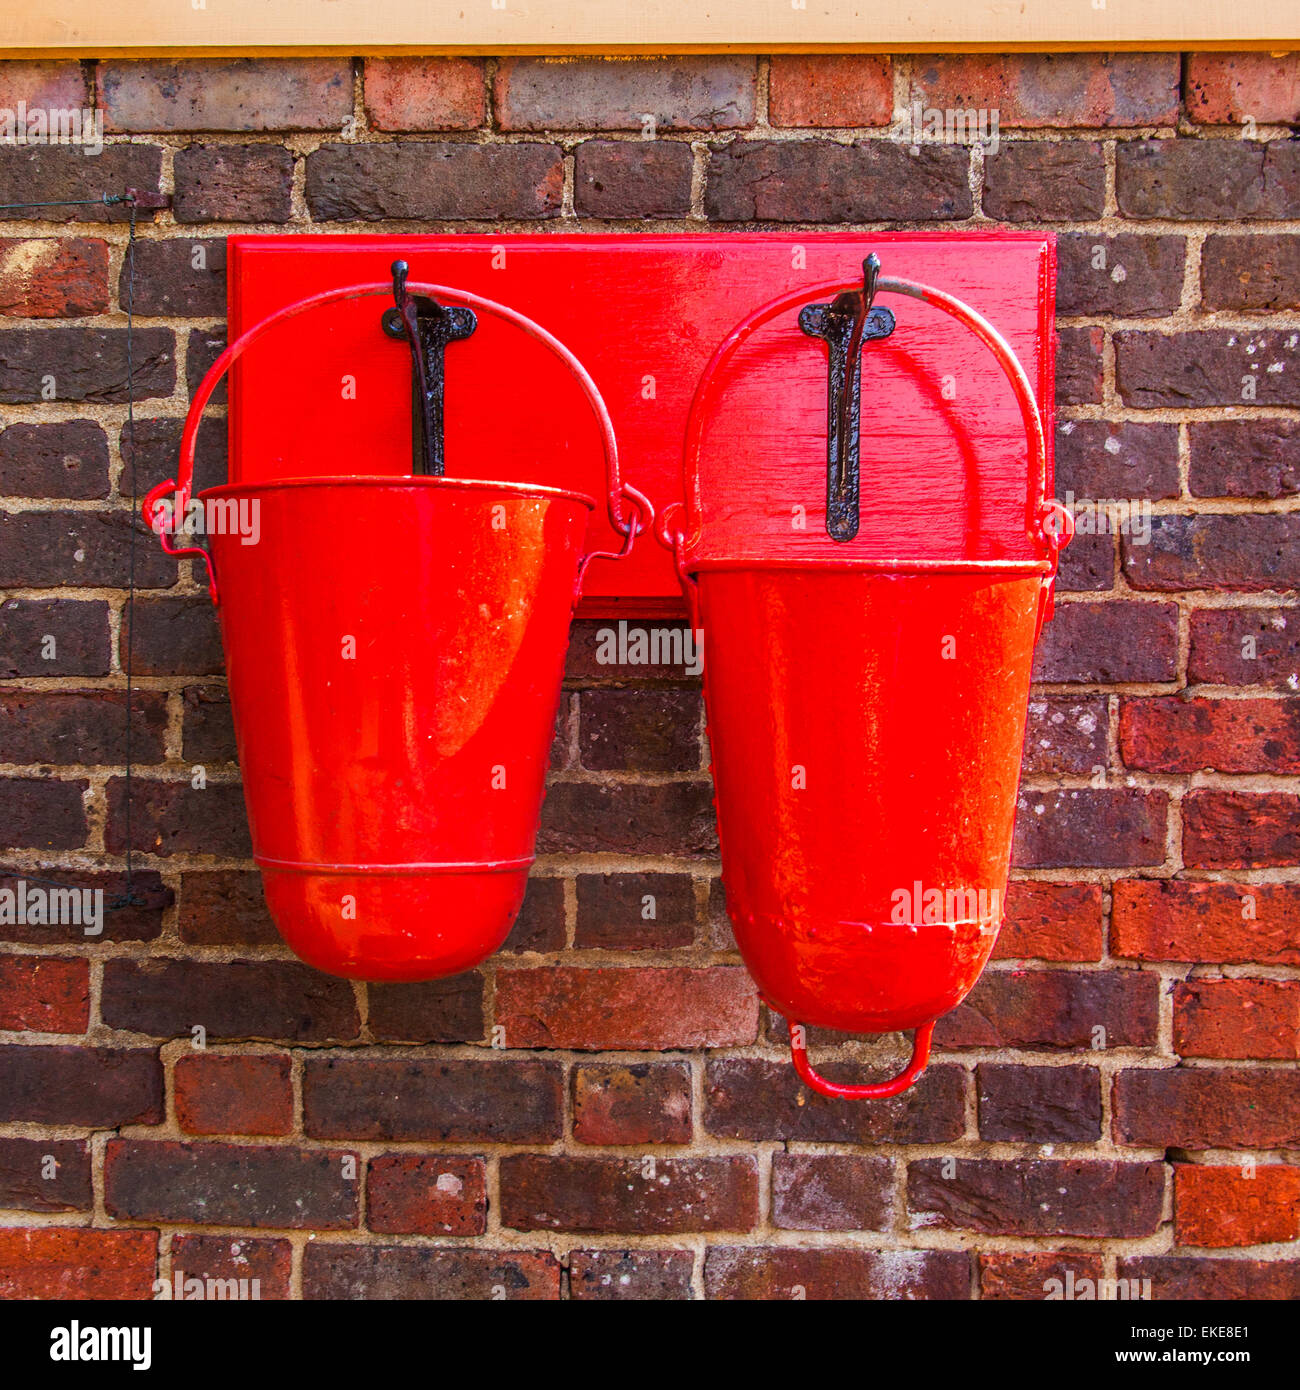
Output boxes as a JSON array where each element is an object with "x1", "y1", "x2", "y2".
[
  {"x1": 662, "y1": 261, "x2": 1068, "y2": 1099},
  {"x1": 146, "y1": 281, "x2": 646, "y2": 980}
]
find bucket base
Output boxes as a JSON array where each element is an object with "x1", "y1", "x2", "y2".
[{"x1": 260, "y1": 864, "x2": 529, "y2": 982}]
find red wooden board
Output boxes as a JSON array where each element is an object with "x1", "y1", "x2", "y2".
[{"x1": 228, "y1": 233, "x2": 1055, "y2": 616}]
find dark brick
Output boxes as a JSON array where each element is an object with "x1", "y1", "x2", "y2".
[
  {"x1": 1117, "y1": 139, "x2": 1300, "y2": 221},
  {"x1": 186, "y1": 326, "x2": 225, "y2": 401},
  {"x1": 0, "y1": 237, "x2": 109, "y2": 318},
  {"x1": 1055, "y1": 325, "x2": 1104, "y2": 405},
  {"x1": 0, "y1": 1137, "x2": 91, "y2": 1212},
  {"x1": 1033, "y1": 601, "x2": 1179, "y2": 683},
  {"x1": 772, "y1": 1154, "x2": 891, "y2": 1231},
  {"x1": 181, "y1": 684, "x2": 236, "y2": 764},
  {"x1": 366, "y1": 1154, "x2": 487, "y2": 1236},
  {"x1": 0, "y1": 420, "x2": 109, "y2": 500},
  {"x1": 367, "y1": 972, "x2": 485, "y2": 1043},
  {"x1": 102, "y1": 957, "x2": 359, "y2": 1042},
  {"x1": 705, "y1": 140, "x2": 972, "y2": 222},
  {"x1": 1123, "y1": 514, "x2": 1300, "y2": 592},
  {"x1": 0, "y1": 688, "x2": 166, "y2": 766},
  {"x1": 0, "y1": 777, "x2": 86, "y2": 850},
  {"x1": 0, "y1": 327, "x2": 174, "y2": 403},
  {"x1": 0, "y1": 509, "x2": 175, "y2": 589},
  {"x1": 1188, "y1": 606, "x2": 1300, "y2": 688},
  {"x1": 303, "y1": 1056, "x2": 563, "y2": 1143},
  {"x1": 1201, "y1": 234, "x2": 1300, "y2": 311},
  {"x1": 122, "y1": 238, "x2": 226, "y2": 317},
  {"x1": 1056, "y1": 530, "x2": 1115, "y2": 592},
  {"x1": 572, "y1": 1062, "x2": 693, "y2": 1145},
  {"x1": 501, "y1": 874, "x2": 565, "y2": 953},
  {"x1": 1118, "y1": 1255, "x2": 1300, "y2": 1301},
  {"x1": 0, "y1": 599, "x2": 110, "y2": 678},
  {"x1": 120, "y1": 415, "x2": 228, "y2": 495},
  {"x1": 495, "y1": 56, "x2": 755, "y2": 131},
  {"x1": 578, "y1": 688, "x2": 701, "y2": 772},
  {"x1": 565, "y1": 619, "x2": 700, "y2": 685},
  {"x1": 574, "y1": 141, "x2": 693, "y2": 218},
  {"x1": 104, "y1": 776, "x2": 250, "y2": 858},
  {"x1": 1183, "y1": 790, "x2": 1300, "y2": 868},
  {"x1": 500, "y1": 1154, "x2": 758, "y2": 1234},
  {"x1": 569, "y1": 1249, "x2": 695, "y2": 1301},
  {"x1": 1057, "y1": 233, "x2": 1186, "y2": 317},
  {"x1": 1189, "y1": 419, "x2": 1300, "y2": 499},
  {"x1": 1056, "y1": 421, "x2": 1180, "y2": 502},
  {"x1": 937, "y1": 970, "x2": 1158, "y2": 1049},
  {"x1": 983, "y1": 142, "x2": 1106, "y2": 221},
  {"x1": 0, "y1": 145, "x2": 163, "y2": 224},
  {"x1": 169, "y1": 1234, "x2": 291, "y2": 1300},
  {"x1": 105, "y1": 1138, "x2": 358, "y2": 1229},
  {"x1": 1022, "y1": 696, "x2": 1109, "y2": 776},
  {"x1": 538, "y1": 780, "x2": 717, "y2": 855},
  {"x1": 574, "y1": 872, "x2": 696, "y2": 949},
  {"x1": 1121, "y1": 695, "x2": 1300, "y2": 773},
  {"x1": 1012, "y1": 788, "x2": 1168, "y2": 868},
  {"x1": 1117, "y1": 329, "x2": 1300, "y2": 408},
  {"x1": 174, "y1": 1053, "x2": 293, "y2": 1136},
  {"x1": 0, "y1": 1044, "x2": 162, "y2": 1126},
  {"x1": 977, "y1": 1064, "x2": 1103, "y2": 1141},
  {"x1": 1114, "y1": 1067, "x2": 1300, "y2": 1149},
  {"x1": 705, "y1": 1058, "x2": 965, "y2": 1144},
  {"x1": 909, "y1": 1158, "x2": 1163, "y2": 1236},
  {"x1": 302, "y1": 1244, "x2": 559, "y2": 1300},
  {"x1": 173, "y1": 143, "x2": 295, "y2": 224},
  {"x1": 306, "y1": 143, "x2": 564, "y2": 221},
  {"x1": 705, "y1": 1247, "x2": 970, "y2": 1301},
  {"x1": 177, "y1": 870, "x2": 277, "y2": 946},
  {"x1": 0, "y1": 868, "x2": 167, "y2": 945},
  {"x1": 123, "y1": 597, "x2": 224, "y2": 677}
]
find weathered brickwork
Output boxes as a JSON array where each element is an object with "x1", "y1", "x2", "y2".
[{"x1": 0, "y1": 52, "x2": 1297, "y2": 1301}]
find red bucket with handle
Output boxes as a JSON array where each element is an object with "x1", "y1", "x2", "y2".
[
  {"x1": 660, "y1": 266, "x2": 1071, "y2": 1098},
  {"x1": 144, "y1": 279, "x2": 650, "y2": 981}
]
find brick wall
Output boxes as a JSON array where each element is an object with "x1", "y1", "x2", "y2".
[{"x1": 1, "y1": 51, "x2": 1298, "y2": 1301}]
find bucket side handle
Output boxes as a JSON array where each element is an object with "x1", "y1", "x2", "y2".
[
  {"x1": 142, "y1": 280, "x2": 653, "y2": 606},
  {"x1": 788, "y1": 1018, "x2": 935, "y2": 1101}
]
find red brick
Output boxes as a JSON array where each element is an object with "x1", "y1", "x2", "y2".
[
  {"x1": 573, "y1": 140, "x2": 694, "y2": 219},
  {"x1": 500, "y1": 1154, "x2": 758, "y2": 1234},
  {"x1": 909, "y1": 1158, "x2": 1163, "y2": 1237},
  {"x1": 0, "y1": 777, "x2": 87, "y2": 850},
  {"x1": 0, "y1": 954, "x2": 88, "y2": 1032},
  {"x1": 1174, "y1": 1164, "x2": 1300, "y2": 1248},
  {"x1": 979, "y1": 1252, "x2": 1105, "y2": 1301},
  {"x1": 1113, "y1": 1066, "x2": 1300, "y2": 1149},
  {"x1": 1117, "y1": 139, "x2": 1300, "y2": 220},
  {"x1": 0, "y1": 1227, "x2": 156, "y2": 1300},
  {"x1": 1113, "y1": 880, "x2": 1300, "y2": 965},
  {"x1": 537, "y1": 781, "x2": 717, "y2": 855},
  {"x1": 569, "y1": 1249, "x2": 694, "y2": 1300},
  {"x1": 1173, "y1": 978, "x2": 1300, "y2": 1060},
  {"x1": 1032, "y1": 600, "x2": 1179, "y2": 683},
  {"x1": 173, "y1": 144, "x2": 294, "y2": 225},
  {"x1": 994, "y1": 881, "x2": 1104, "y2": 962},
  {"x1": 772, "y1": 1154, "x2": 891, "y2": 1231},
  {"x1": 574, "y1": 872, "x2": 696, "y2": 950},
  {"x1": 169, "y1": 1234, "x2": 291, "y2": 1300},
  {"x1": 1189, "y1": 419, "x2": 1300, "y2": 498},
  {"x1": 366, "y1": 1154, "x2": 487, "y2": 1236},
  {"x1": 0, "y1": 1137, "x2": 91, "y2": 1213},
  {"x1": 1201, "y1": 233, "x2": 1300, "y2": 311},
  {"x1": 0, "y1": 61, "x2": 89, "y2": 111},
  {"x1": 913, "y1": 53, "x2": 1179, "y2": 127},
  {"x1": 103, "y1": 958, "x2": 358, "y2": 1043},
  {"x1": 363, "y1": 57, "x2": 485, "y2": 131},
  {"x1": 303, "y1": 1244, "x2": 559, "y2": 1300},
  {"x1": 1118, "y1": 1255, "x2": 1300, "y2": 1300},
  {"x1": 105, "y1": 1138, "x2": 358, "y2": 1229},
  {"x1": 173, "y1": 1053, "x2": 293, "y2": 1135},
  {"x1": 104, "y1": 777, "x2": 250, "y2": 859},
  {"x1": 102, "y1": 58, "x2": 353, "y2": 132},
  {"x1": 1121, "y1": 695, "x2": 1300, "y2": 773},
  {"x1": 497, "y1": 966, "x2": 757, "y2": 1049},
  {"x1": 1118, "y1": 332, "x2": 1300, "y2": 410},
  {"x1": 0, "y1": 420, "x2": 108, "y2": 499},
  {"x1": 0, "y1": 238, "x2": 108, "y2": 318},
  {"x1": 367, "y1": 972, "x2": 485, "y2": 1043},
  {"x1": 572, "y1": 1062, "x2": 692, "y2": 1145},
  {"x1": 1012, "y1": 788, "x2": 1168, "y2": 869},
  {"x1": 0, "y1": 687, "x2": 167, "y2": 765},
  {"x1": 983, "y1": 142, "x2": 1106, "y2": 221},
  {"x1": 177, "y1": 870, "x2": 278, "y2": 947},
  {"x1": 936, "y1": 970, "x2": 1158, "y2": 1050},
  {"x1": 1188, "y1": 606, "x2": 1300, "y2": 688},
  {"x1": 769, "y1": 55, "x2": 893, "y2": 127},
  {"x1": 1183, "y1": 790, "x2": 1300, "y2": 868},
  {"x1": 706, "y1": 1058, "x2": 965, "y2": 1144},
  {"x1": 495, "y1": 56, "x2": 755, "y2": 131},
  {"x1": 303, "y1": 1056, "x2": 562, "y2": 1143},
  {"x1": 1185, "y1": 53, "x2": 1300, "y2": 125},
  {"x1": 705, "y1": 1247, "x2": 970, "y2": 1301},
  {"x1": 977, "y1": 1064, "x2": 1103, "y2": 1142},
  {"x1": 1056, "y1": 233, "x2": 1186, "y2": 317}
]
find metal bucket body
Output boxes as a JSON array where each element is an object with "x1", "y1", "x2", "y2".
[
  {"x1": 700, "y1": 565, "x2": 1041, "y2": 1034},
  {"x1": 207, "y1": 476, "x2": 591, "y2": 980}
]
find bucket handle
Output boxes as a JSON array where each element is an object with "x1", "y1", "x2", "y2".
[
  {"x1": 789, "y1": 1018, "x2": 935, "y2": 1102},
  {"x1": 142, "y1": 280, "x2": 652, "y2": 606},
  {"x1": 668, "y1": 272, "x2": 1074, "y2": 630}
]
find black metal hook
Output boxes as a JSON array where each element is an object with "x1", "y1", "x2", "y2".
[
  {"x1": 799, "y1": 253, "x2": 896, "y2": 542},
  {"x1": 381, "y1": 259, "x2": 476, "y2": 476}
]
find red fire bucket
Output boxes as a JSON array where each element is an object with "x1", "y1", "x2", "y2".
[
  {"x1": 660, "y1": 270, "x2": 1072, "y2": 1098},
  {"x1": 145, "y1": 281, "x2": 650, "y2": 981}
]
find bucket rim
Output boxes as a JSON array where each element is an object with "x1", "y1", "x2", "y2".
[
  {"x1": 198, "y1": 474, "x2": 597, "y2": 510},
  {"x1": 683, "y1": 556, "x2": 1051, "y2": 576}
]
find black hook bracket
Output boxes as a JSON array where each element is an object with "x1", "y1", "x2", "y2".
[
  {"x1": 381, "y1": 260, "x2": 476, "y2": 476},
  {"x1": 798, "y1": 254, "x2": 896, "y2": 542}
]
